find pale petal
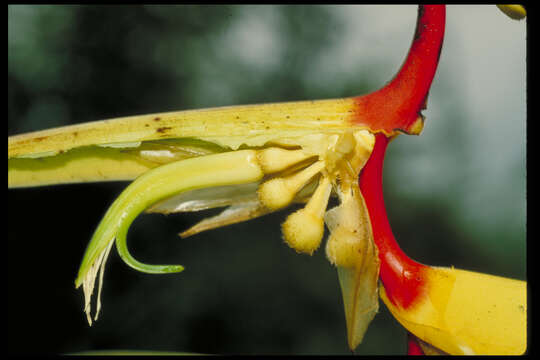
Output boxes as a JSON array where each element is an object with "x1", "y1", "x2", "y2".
[
  {"x1": 179, "y1": 201, "x2": 272, "y2": 238},
  {"x1": 147, "y1": 182, "x2": 260, "y2": 214}
]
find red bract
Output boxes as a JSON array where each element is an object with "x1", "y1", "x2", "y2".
[
  {"x1": 353, "y1": 5, "x2": 445, "y2": 136},
  {"x1": 407, "y1": 333, "x2": 425, "y2": 355},
  {"x1": 359, "y1": 133, "x2": 428, "y2": 310},
  {"x1": 357, "y1": 4, "x2": 445, "y2": 308}
]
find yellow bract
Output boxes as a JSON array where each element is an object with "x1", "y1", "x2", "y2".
[
  {"x1": 8, "y1": 98, "x2": 357, "y2": 159},
  {"x1": 8, "y1": 98, "x2": 361, "y2": 188},
  {"x1": 381, "y1": 267, "x2": 527, "y2": 355}
]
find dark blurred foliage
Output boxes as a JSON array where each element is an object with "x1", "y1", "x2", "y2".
[{"x1": 8, "y1": 5, "x2": 525, "y2": 355}]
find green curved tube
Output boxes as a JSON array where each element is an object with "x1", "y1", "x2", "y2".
[{"x1": 75, "y1": 149, "x2": 264, "y2": 288}]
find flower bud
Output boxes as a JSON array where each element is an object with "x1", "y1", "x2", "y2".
[
  {"x1": 257, "y1": 147, "x2": 312, "y2": 174},
  {"x1": 325, "y1": 226, "x2": 366, "y2": 268},
  {"x1": 282, "y1": 209, "x2": 324, "y2": 254},
  {"x1": 258, "y1": 161, "x2": 325, "y2": 210}
]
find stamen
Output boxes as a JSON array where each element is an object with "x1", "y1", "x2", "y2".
[
  {"x1": 257, "y1": 147, "x2": 312, "y2": 174},
  {"x1": 258, "y1": 160, "x2": 325, "y2": 210},
  {"x1": 282, "y1": 176, "x2": 332, "y2": 254}
]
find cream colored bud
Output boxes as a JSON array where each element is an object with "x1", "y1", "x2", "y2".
[
  {"x1": 334, "y1": 132, "x2": 355, "y2": 156},
  {"x1": 257, "y1": 147, "x2": 312, "y2": 174},
  {"x1": 282, "y1": 209, "x2": 324, "y2": 255},
  {"x1": 326, "y1": 227, "x2": 365, "y2": 268},
  {"x1": 281, "y1": 176, "x2": 332, "y2": 254},
  {"x1": 258, "y1": 161, "x2": 325, "y2": 210},
  {"x1": 257, "y1": 177, "x2": 295, "y2": 210}
]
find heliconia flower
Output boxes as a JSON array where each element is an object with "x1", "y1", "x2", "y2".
[{"x1": 7, "y1": 5, "x2": 526, "y2": 355}]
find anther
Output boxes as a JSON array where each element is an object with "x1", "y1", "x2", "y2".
[
  {"x1": 282, "y1": 176, "x2": 332, "y2": 254},
  {"x1": 258, "y1": 160, "x2": 325, "y2": 210}
]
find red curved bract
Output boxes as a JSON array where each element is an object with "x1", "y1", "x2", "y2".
[{"x1": 357, "y1": 5, "x2": 445, "y2": 309}]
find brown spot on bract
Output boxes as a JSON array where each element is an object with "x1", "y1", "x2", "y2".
[
  {"x1": 34, "y1": 136, "x2": 48, "y2": 142},
  {"x1": 156, "y1": 126, "x2": 172, "y2": 133},
  {"x1": 154, "y1": 117, "x2": 161, "y2": 122}
]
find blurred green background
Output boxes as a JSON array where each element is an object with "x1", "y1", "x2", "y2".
[{"x1": 8, "y1": 5, "x2": 526, "y2": 355}]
